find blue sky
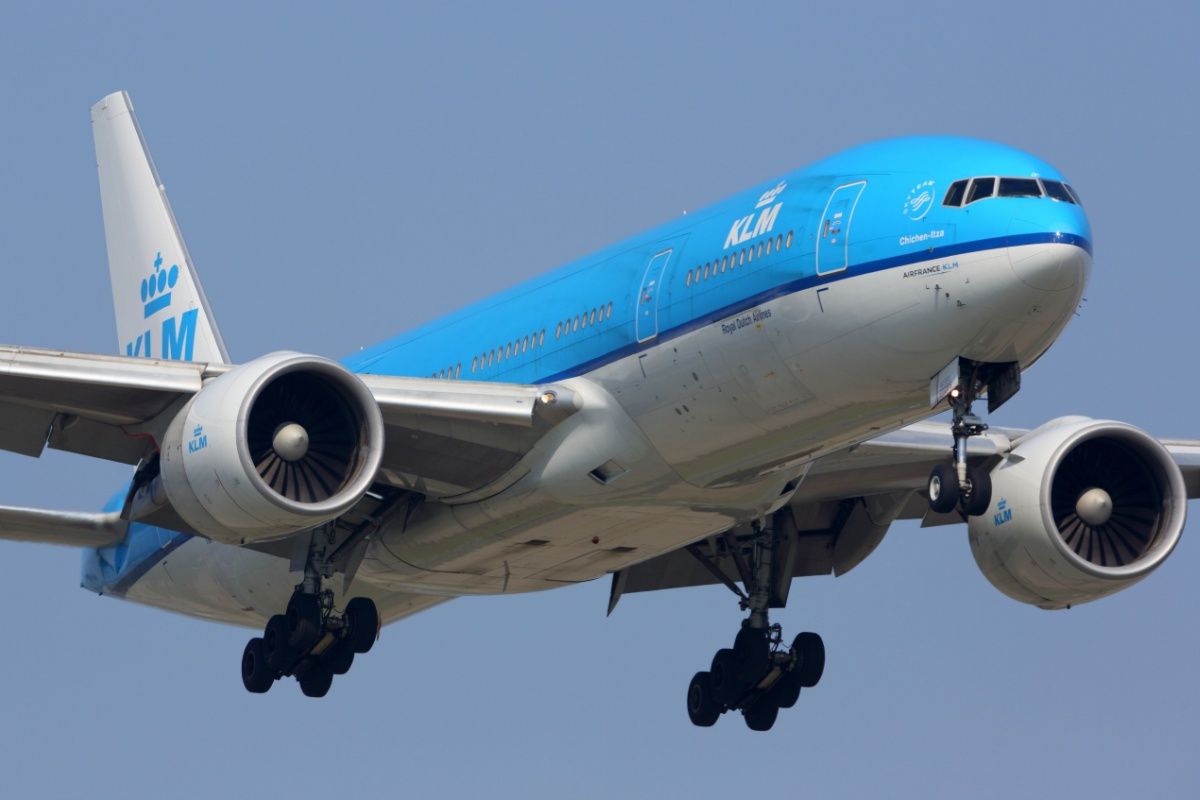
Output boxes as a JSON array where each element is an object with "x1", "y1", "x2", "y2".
[{"x1": 0, "y1": 1, "x2": 1197, "y2": 796}]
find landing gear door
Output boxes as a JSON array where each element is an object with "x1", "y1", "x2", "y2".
[{"x1": 816, "y1": 181, "x2": 867, "y2": 275}]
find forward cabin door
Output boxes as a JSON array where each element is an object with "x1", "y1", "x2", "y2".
[
  {"x1": 816, "y1": 180, "x2": 867, "y2": 275},
  {"x1": 635, "y1": 248, "x2": 674, "y2": 343}
]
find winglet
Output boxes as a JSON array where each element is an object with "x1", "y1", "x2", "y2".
[{"x1": 91, "y1": 91, "x2": 229, "y2": 364}]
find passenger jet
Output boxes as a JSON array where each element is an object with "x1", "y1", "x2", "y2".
[{"x1": 1, "y1": 91, "x2": 1194, "y2": 731}]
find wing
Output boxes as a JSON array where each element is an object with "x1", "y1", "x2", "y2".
[
  {"x1": 611, "y1": 420, "x2": 1200, "y2": 607},
  {"x1": 0, "y1": 345, "x2": 579, "y2": 542}
]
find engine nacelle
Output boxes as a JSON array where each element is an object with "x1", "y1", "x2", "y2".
[
  {"x1": 159, "y1": 352, "x2": 384, "y2": 544},
  {"x1": 969, "y1": 417, "x2": 1185, "y2": 609}
]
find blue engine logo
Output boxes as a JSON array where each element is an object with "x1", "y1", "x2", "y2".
[
  {"x1": 187, "y1": 424, "x2": 208, "y2": 454},
  {"x1": 993, "y1": 498, "x2": 1013, "y2": 527}
]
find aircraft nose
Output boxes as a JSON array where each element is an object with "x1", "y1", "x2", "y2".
[{"x1": 1007, "y1": 213, "x2": 1092, "y2": 292}]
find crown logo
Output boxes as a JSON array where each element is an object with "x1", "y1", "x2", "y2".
[{"x1": 141, "y1": 252, "x2": 180, "y2": 318}]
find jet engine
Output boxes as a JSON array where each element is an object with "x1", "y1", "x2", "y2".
[
  {"x1": 968, "y1": 417, "x2": 1185, "y2": 609},
  {"x1": 159, "y1": 352, "x2": 384, "y2": 544}
]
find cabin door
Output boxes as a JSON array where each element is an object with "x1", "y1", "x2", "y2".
[
  {"x1": 635, "y1": 248, "x2": 674, "y2": 343},
  {"x1": 816, "y1": 180, "x2": 867, "y2": 275}
]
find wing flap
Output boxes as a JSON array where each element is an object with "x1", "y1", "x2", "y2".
[
  {"x1": 0, "y1": 400, "x2": 54, "y2": 457},
  {"x1": 0, "y1": 505, "x2": 127, "y2": 547}
]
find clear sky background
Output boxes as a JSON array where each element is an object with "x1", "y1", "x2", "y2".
[{"x1": 1, "y1": 1, "x2": 1196, "y2": 797}]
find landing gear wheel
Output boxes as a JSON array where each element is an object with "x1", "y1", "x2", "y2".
[
  {"x1": 286, "y1": 593, "x2": 322, "y2": 651},
  {"x1": 927, "y1": 463, "x2": 960, "y2": 514},
  {"x1": 263, "y1": 614, "x2": 291, "y2": 672},
  {"x1": 770, "y1": 673, "x2": 801, "y2": 709},
  {"x1": 298, "y1": 664, "x2": 333, "y2": 698},
  {"x1": 793, "y1": 632, "x2": 825, "y2": 688},
  {"x1": 322, "y1": 641, "x2": 355, "y2": 676},
  {"x1": 686, "y1": 672, "x2": 721, "y2": 727},
  {"x1": 962, "y1": 465, "x2": 993, "y2": 517},
  {"x1": 241, "y1": 638, "x2": 274, "y2": 694},
  {"x1": 743, "y1": 699, "x2": 779, "y2": 732},
  {"x1": 710, "y1": 648, "x2": 744, "y2": 707},
  {"x1": 733, "y1": 626, "x2": 769, "y2": 682},
  {"x1": 344, "y1": 597, "x2": 379, "y2": 654}
]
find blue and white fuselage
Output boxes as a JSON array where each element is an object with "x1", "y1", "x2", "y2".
[{"x1": 84, "y1": 136, "x2": 1092, "y2": 626}]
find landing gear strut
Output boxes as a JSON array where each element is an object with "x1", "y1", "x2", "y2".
[
  {"x1": 927, "y1": 372, "x2": 993, "y2": 518},
  {"x1": 685, "y1": 518, "x2": 825, "y2": 732},
  {"x1": 241, "y1": 525, "x2": 380, "y2": 697}
]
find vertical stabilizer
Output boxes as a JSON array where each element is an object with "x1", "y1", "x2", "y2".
[{"x1": 91, "y1": 91, "x2": 229, "y2": 364}]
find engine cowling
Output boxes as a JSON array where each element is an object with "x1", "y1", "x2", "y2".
[
  {"x1": 159, "y1": 352, "x2": 384, "y2": 544},
  {"x1": 969, "y1": 417, "x2": 1186, "y2": 609}
]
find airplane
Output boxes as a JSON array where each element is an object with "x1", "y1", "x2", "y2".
[{"x1": 1, "y1": 90, "x2": 1195, "y2": 732}]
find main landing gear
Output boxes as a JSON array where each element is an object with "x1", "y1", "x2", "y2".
[
  {"x1": 926, "y1": 375, "x2": 993, "y2": 518},
  {"x1": 240, "y1": 526, "x2": 381, "y2": 698},
  {"x1": 685, "y1": 519, "x2": 825, "y2": 732}
]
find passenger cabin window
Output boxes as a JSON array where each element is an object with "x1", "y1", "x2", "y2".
[
  {"x1": 966, "y1": 177, "x2": 996, "y2": 204},
  {"x1": 943, "y1": 180, "x2": 968, "y2": 207},
  {"x1": 998, "y1": 177, "x2": 1042, "y2": 198}
]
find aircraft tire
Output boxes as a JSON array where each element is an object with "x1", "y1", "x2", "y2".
[
  {"x1": 770, "y1": 672, "x2": 802, "y2": 709},
  {"x1": 962, "y1": 466, "x2": 993, "y2": 517},
  {"x1": 263, "y1": 614, "x2": 291, "y2": 672},
  {"x1": 710, "y1": 648, "x2": 744, "y2": 707},
  {"x1": 793, "y1": 632, "x2": 825, "y2": 688},
  {"x1": 322, "y1": 641, "x2": 355, "y2": 676},
  {"x1": 286, "y1": 593, "x2": 322, "y2": 652},
  {"x1": 927, "y1": 463, "x2": 960, "y2": 514},
  {"x1": 733, "y1": 626, "x2": 769, "y2": 683},
  {"x1": 345, "y1": 597, "x2": 379, "y2": 654},
  {"x1": 686, "y1": 672, "x2": 721, "y2": 727},
  {"x1": 743, "y1": 699, "x2": 779, "y2": 732},
  {"x1": 241, "y1": 638, "x2": 274, "y2": 694},
  {"x1": 299, "y1": 664, "x2": 334, "y2": 698}
]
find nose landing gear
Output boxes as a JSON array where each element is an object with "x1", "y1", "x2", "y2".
[
  {"x1": 684, "y1": 517, "x2": 825, "y2": 732},
  {"x1": 927, "y1": 379, "x2": 994, "y2": 518}
]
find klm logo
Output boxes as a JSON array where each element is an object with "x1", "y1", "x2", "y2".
[
  {"x1": 993, "y1": 498, "x2": 1012, "y2": 527},
  {"x1": 142, "y1": 252, "x2": 179, "y2": 317},
  {"x1": 723, "y1": 181, "x2": 786, "y2": 249},
  {"x1": 187, "y1": 424, "x2": 208, "y2": 454},
  {"x1": 125, "y1": 252, "x2": 198, "y2": 360}
]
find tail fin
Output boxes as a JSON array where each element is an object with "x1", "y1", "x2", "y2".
[{"x1": 91, "y1": 91, "x2": 229, "y2": 364}]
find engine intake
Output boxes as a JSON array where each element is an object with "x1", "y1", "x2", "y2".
[
  {"x1": 159, "y1": 352, "x2": 384, "y2": 543},
  {"x1": 968, "y1": 417, "x2": 1185, "y2": 609}
]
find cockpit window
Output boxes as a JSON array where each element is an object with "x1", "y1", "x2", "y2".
[
  {"x1": 998, "y1": 178, "x2": 1042, "y2": 198},
  {"x1": 943, "y1": 180, "x2": 967, "y2": 207},
  {"x1": 1041, "y1": 179, "x2": 1076, "y2": 203},
  {"x1": 1063, "y1": 183, "x2": 1083, "y2": 206},
  {"x1": 966, "y1": 177, "x2": 996, "y2": 204},
  {"x1": 945, "y1": 175, "x2": 1081, "y2": 208}
]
